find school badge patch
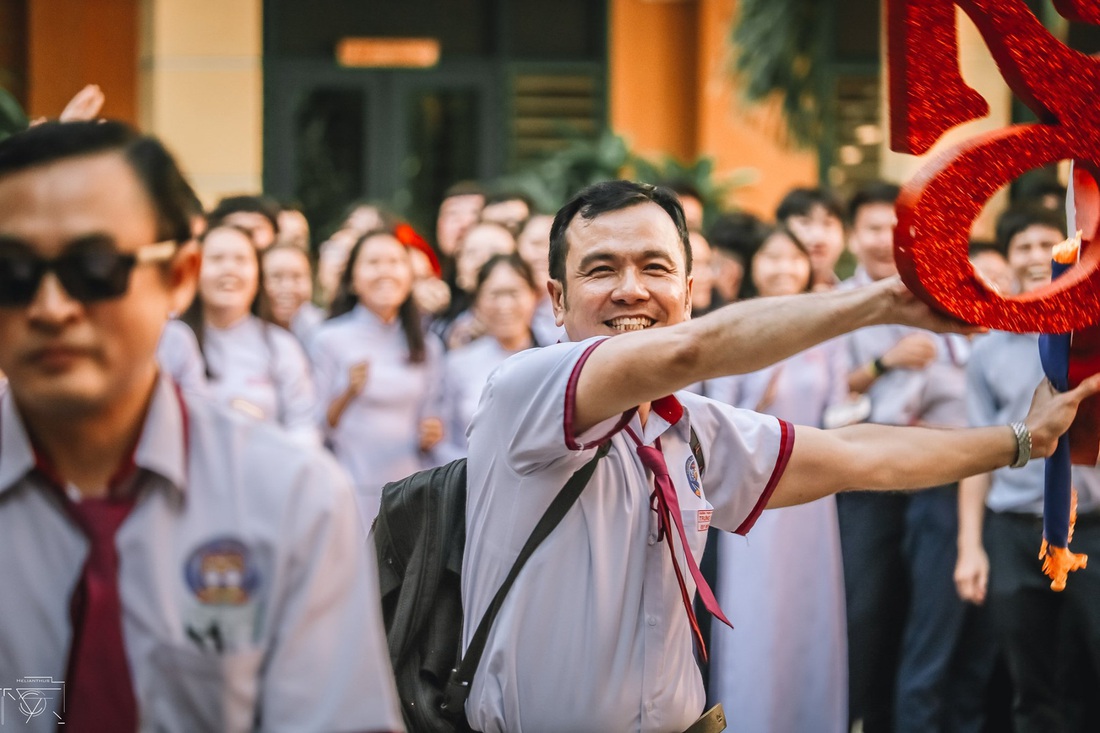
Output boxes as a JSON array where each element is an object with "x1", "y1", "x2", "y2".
[
  {"x1": 184, "y1": 537, "x2": 260, "y2": 606},
  {"x1": 685, "y1": 455, "x2": 702, "y2": 498}
]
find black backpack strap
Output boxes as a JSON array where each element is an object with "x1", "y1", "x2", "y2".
[{"x1": 441, "y1": 441, "x2": 611, "y2": 718}]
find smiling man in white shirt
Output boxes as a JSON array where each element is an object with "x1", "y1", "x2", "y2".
[{"x1": 460, "y1": 180, "x2": 1099, "y2": 733}]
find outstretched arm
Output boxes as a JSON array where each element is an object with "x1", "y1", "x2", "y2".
[
  {"x1": 574, "y1": 277, "x2": 973, "y2": 434},
  {"x1": 768, "y1": 376, "x2": 1100, "y2": 507}
]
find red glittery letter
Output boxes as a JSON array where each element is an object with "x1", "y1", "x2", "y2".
[{"x1": 889, "y1": 0, "x2": 1100, "y2": 334}]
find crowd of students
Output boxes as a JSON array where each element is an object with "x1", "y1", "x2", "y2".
[{"x1": 139, "y1": 171, "x2": 1099, "y2": 732}]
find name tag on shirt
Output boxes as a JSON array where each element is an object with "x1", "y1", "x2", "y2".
[{"x1": 697, "y1": 509, "x2": 712, "y2": 532}]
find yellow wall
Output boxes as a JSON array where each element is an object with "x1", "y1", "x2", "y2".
[
  {"x1": 139, "y1": 0, "x2": 263, "y2": 204},
  {"x1": 609, "y1": 0, "x2": 818, "y2": 220}
]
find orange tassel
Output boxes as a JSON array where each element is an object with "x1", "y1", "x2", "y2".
[
  {"x1": 1039, "y1": 489, "x2": 1087, "y2": 591},
  {"x1": 1039, "y1": 541, "x2": 1088, "y2": 592}
]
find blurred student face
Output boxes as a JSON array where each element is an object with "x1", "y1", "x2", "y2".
[
  {"x1": 481, "y1": 199, "x2": 529, "y2": 234},
  {"x1": 752, "y1": 231, "x2": 812, "y2": 297},
  {"x1": 263, "y1": 247, "x2": 312, "y2": 327},
  {"x1": 436, "y1": 194, "x2": 484, "y2": 256},
  {"x1": 688, "y1": 231, "x2": 714, "y2": 311},
  {"x1": 219, "y1": 211, "x2": 276, "y2": 251},
  {"x1": 476, "y1": 263, "x2": 537, "y2": 348},
  {"x1": 849, "y1": 202, "x2": 898, "y2": 281},
  {"x1": 970, "y1": 249, "x2": 1013, "y2": 295},
  {"x1": 199, "y1": 227, "x2": 259, "y2": 323},
  {"x1": 352, "y1": 234, "x2": 413, "y2": 321},
  {"x1": 517, "y1": 214, "x2": 553, "y2": 294},
  {"x1": 1007, "y1": 224, "x2": 1060, "y2": 294},
  {"x1": 275, "y1": 209, "x2": 310, "y2": 249},
  {"x1": 456, "y1": 223, "x2": 515, "y2": 293},
  {"x1": 784, "y1": 203, "x2": 844, "y2": 282}
]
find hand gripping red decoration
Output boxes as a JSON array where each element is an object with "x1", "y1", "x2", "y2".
[{"x1": 888, "y1": 0, "x2": 1100, "y2": 587}]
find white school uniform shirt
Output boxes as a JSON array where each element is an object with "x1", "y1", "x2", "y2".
[
  {"x1": 437, "y1": 336, "x2": 525, "y2": 462},
  {"x1": 0, "y1": 376, "x2": 403, "y2": 733},
  {"x1": 840, "y1": 268, "x2": 969, "y2": 427},
  {"x1": 289, "y1": 302, "x2": 326, "y2": 350},
  {"x1": 310, "y1": 304, "x2": 444, "y2": 523},
  {"x1": 462, "y1": 337, "x2": 794, "y2": 733},
  {"x1": 202, "y1": 315, "x2": 320, "y2": 446},
  {"x1": 706, "y1": 342, "x2": 849, "y2": 733},
  {"x1": 968, "y1": 331, "x2": 1100, "y2": 514},
  {"x1": 156, "y1": 319, "x2": 209, "y2": 397}
]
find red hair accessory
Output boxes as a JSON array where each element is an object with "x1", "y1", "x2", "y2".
[{"x1": 394, "y1": 223, "x2": 442, "y2": 278}]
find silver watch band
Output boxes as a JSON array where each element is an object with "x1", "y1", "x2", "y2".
[{"x1": 1009, "y1": 421, "x2": 1032, "y2": 469}]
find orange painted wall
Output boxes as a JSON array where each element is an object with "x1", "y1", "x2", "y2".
[
  {"x1": 610, "y1": 0, "x2": 818, "y2": 219},
  {"x1": 26, "y1": 0, "x2": 138, "y2": 123},
  {"x1": 609, "y1": 0, "x2": 699, "y2": 162}
]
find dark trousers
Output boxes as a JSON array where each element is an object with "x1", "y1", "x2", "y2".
[
  {"x1": 838, "y1": 487, "x2": 968, "y2": 733},
  {"x1": 985, "y1": 511, "x2": 1100, "y2": 733}
]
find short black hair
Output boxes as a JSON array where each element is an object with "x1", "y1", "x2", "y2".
[
  {"x1": 848, "y1": 181, "x2": 900, "y2": 222},
  {"x1": 968, "y1": 238, "x2": 1005, "y2": 258},
  {"x1": 0, "y1": 120, "x2": 198, "y2": 242},
  {"x1": 706, "y1": 211, "x2": 767, "y2": 264},
  {"x1": 443, "y1": 181, "x2": 486, "y2": 200},
  {"x1": 209, "y1": 195, "x2": 281, "y2": 235},
  {"x1": 549, "y1": 180, "x2": 691, "y2": 285},
  {"x1": 995, "y1": 204, "x2": 1067, "y2": 252},
  {"x1": 475, "y1": 252, "x2": 537, "y2": 296},
  {"x1": 775, "y1": 187, "x2": 845, "y2": 224},
  {"x1": 484, "y1": 190, "x2": 534, "y2": 211}
]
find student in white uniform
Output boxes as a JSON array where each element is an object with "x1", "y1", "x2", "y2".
[
  {"x1": 516, "y1": 213, "x2": 565, "y2": 345},
  {"x1": 311, "y1": 228, "x2": 445, "y2": 525},
  {"x1": 460, "y1": 180, "x2": 1099, "y2": 733},
  {"x1": 0, "y1": 120, "x2": 402, "y2": 733},
  {"x1": 176, "y1": 224, "x2": 320, "y2": 446},
  {"x1": 707, "y1": 226, "x2": 849, "y2": 732},
  {"x1": 433, "y1": 221, "x2": 516, "y2": 349},
  {"x1": 261, "y1": 243, "x2": 324, "y2": 348},
  {"x1": 155, "y1": 317, "x2": 208, "y2": 396},
  {"x1": 438, "y1": 253, "x2": 539, "y2": 461}
]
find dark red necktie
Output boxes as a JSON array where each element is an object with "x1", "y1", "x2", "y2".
[
  {"x1": 62, "y1": 497, "x2": 138, "y2": 732},
  {"x1": 635, "y1": 437, "x2": 731, "y2": 662}
]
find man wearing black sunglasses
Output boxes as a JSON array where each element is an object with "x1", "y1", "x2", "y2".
[{"x1": 0, "y1": 121, "x2": 402, "y2": 732}]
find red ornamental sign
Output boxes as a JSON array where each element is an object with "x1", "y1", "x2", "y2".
[
  {"x1": 889, "y1": 0, "x2": 1100, "y2": 333},
  {"x1": 889, "y1": 0, "x2": 1100, "y2": 463}
]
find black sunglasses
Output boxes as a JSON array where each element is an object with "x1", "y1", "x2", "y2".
[{"x1": 0, "y1": 238, "x2": 178, "y2": 307}]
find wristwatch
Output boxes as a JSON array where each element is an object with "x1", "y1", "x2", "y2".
[{"x1": 1009, "y1": 421, "x2": 1031, "y2": 469}]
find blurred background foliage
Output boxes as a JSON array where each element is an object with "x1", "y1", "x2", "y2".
[
  {"x1": 493, "y1": 129, "x2": 757, "y2": 229},
  {"x1": 731, "y1": 0, "x2": 828, "y2": 149},
  {"x1": 0, "y1": 86, "x2": 27, "y2": 141}
]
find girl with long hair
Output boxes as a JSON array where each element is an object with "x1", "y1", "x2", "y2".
[
  {"x1": 437, "y1": 254, "x2": 539, "y2": 460},
  {"x1": 171, "y1": 224, "x2": 319, "y2": 445},
  {"x1": 310, "y1": 228, "x2": 445, "y2": 524},
  {"x1": 707, "y1": 226, "x2": 849, "y2": 733}
]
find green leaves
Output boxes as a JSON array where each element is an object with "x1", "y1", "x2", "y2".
[
  {"x1": 494, "y1": 129, "x2": 756, "y2": 223},
  {"x1": 0, "y1": 87, "x2": 28, "y2": 142},
  {"x1": 732, "y1": 0, "x2": 827, "y2": 148}
]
